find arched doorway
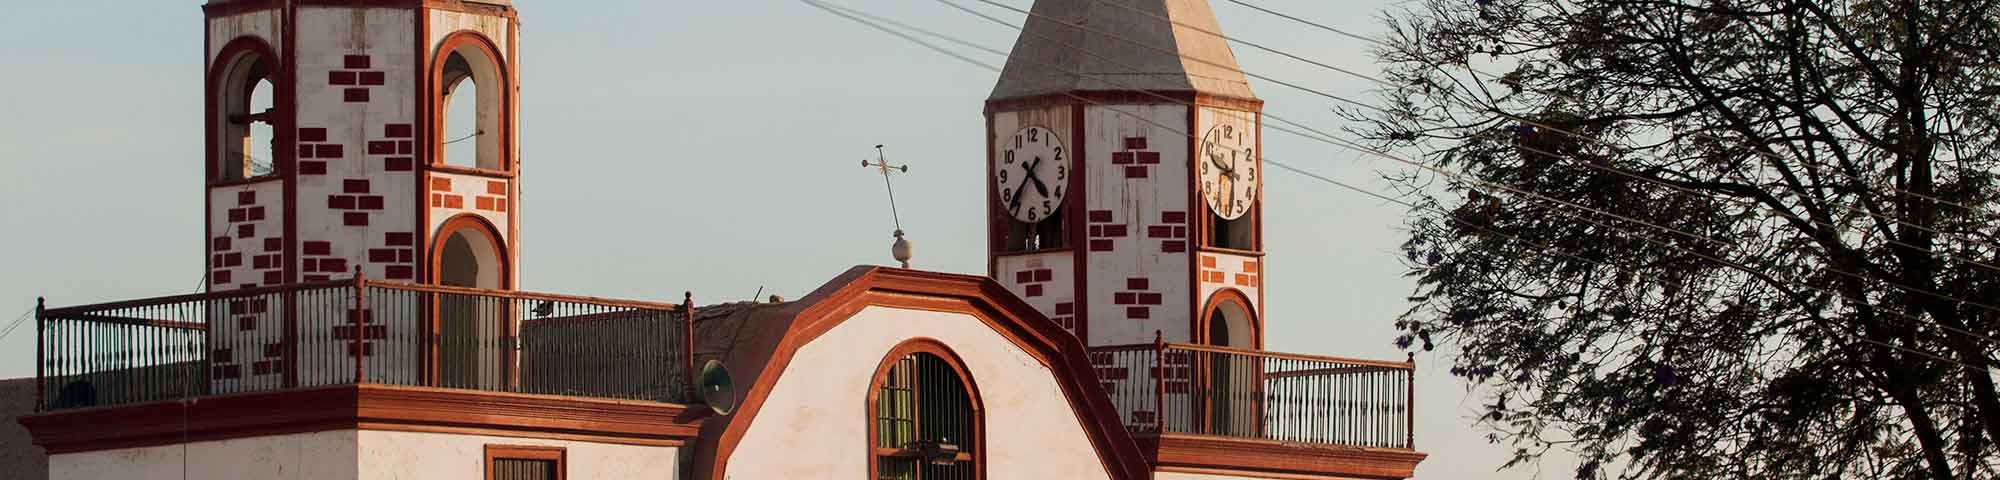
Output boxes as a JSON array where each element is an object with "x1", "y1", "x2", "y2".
[
  {"x1": 433, "y1": 215, "x2": 507, "y2": 389},
  {"x1": 1201, "y1": 291, "x2": 1259, "y2": 437}
]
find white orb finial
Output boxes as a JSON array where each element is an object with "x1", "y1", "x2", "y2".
[{"x1": 891, "y1": 229, "x2": 913, "y2": 269}]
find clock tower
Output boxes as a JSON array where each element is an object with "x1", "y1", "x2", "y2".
[{"x1": 985, "y1": 0, "x2": 1264, "y2": 350}]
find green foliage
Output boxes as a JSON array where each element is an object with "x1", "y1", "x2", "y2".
[{"x1": 1360, "y1": 0, "x2": 2000, "y2": 478}]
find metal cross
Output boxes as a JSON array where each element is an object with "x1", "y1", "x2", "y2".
[{"x1": 861, "y1": 144, "x2": 909, "y2": 230}]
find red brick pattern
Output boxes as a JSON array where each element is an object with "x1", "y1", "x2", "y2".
[
  {"x1": 1109, "y1": 136, "x2": 1161, "y2": 179},
  {"x1": 296, "y1": 127, "x2": 340, "y2": 176},
  {"x1": 213, "y1": 186, "x2": 282, "y2": 290},
  {"x1": 337, "y1": 308, "x2": 382, "y2": 357},
  {"x1": 1086, "y1": 209, "x2": 1123, "y2": 252},
  {"x1": 330, "y1": 54, "x2": 384, "y2": 104},
  {"x1": 1113, "y1": 277, "x2": 1163, "y2": 320},
  {"x1": 1153, "y1": 210, "x2": 1189, "y2": 253},
  {"x1": 1200, "y1": 255, "x2": 1261, "y2": 288}
]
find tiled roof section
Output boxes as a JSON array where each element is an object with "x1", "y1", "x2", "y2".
[{"x1": 989, "y1": 0, "x2": 1256, "y2": 101}]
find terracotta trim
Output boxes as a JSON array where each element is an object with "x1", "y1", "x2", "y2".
[
  {"x1": 429, "y1": 30, "x2": 514, "y2": 173},
  {"x1": 1139, "y1": 432, "x2": 1426, "y2": 480},
  {"x1": 1197, "y1": 246, "x2": 1267, "y2": 258},
  {"x1": 426, "y1": 213, "x2": 510, "y2": 287},
  {"x1": 864, "y1": 339, "x2": 987, "y2": 480},
  {"x1": 485, "y1": 444, "x2": 566, "y2": 480},
  {"x1": 428, "y1": 163, "x2": 519, "y2": 178},
  {"x1": 19, "y1": 384, "x2": 704, "y2": 454},
  {"x1": 705, "y1": 267, "x2": 1152, "y2": 480},
  {"x1": 1195, "y1": 288, "x2": 1260, "y2": 350}
]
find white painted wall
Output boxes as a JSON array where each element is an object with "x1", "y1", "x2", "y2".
[
  {"x1": 358, "y1": 430, "x2": 677, "y2": 480},
  {"x1": 1082, "y1": 104, "x2": 1193, "y2": 347},
  {"x1": 726, "y1": 305, "x2": 1112, "y2": 479},
  {"x1": 994, "y1": 250, "x2": 1077, "y2": 335},
  {"x1": 207, "y1": 9, "x2": 282, "y2": 64},
  {"x1": 49, "y1": 430, "x2": 357, "y2": 480},
  {"x1": 47, "y1": 429, "x2": 679, "y2": 480}
]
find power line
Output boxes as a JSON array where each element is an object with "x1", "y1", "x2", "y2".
[
  {"x1": 0, "y1": 307, "x2": 34, "y2": 342},
  {"x1": 975, "y1": 0, "x2": 2000, "y2": 259},
  {"x1": 809, "y1": 0, "x2": 2000, "y2": 352},
  {"x1": 941, "y1": 0, "x2": 2000, "y2": 320}
]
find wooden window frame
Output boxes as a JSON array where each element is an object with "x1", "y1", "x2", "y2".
[
  {"x1": 865, "y1": 339, "x2": 986, "y2": 480},
  {"x1": 484, "y1": 444, "x2": 566, "y2": 480}
]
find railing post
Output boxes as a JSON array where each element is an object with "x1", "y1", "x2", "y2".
[
  {"x1": 1405, "y1": 352, "x2": 1416, "y2": 449},
  {"x1": 352, "y1": 267, "x2": 367, "y2": 384},
  {"x1": 1153, "y1": 330, "x2": 1165, "y2": 433},
  {"x1": 681, "y1": 292, "x2": 696, "y2": 403},
  {"x1": 34, "y1": 297, "x2": 45, "y2": 411}
]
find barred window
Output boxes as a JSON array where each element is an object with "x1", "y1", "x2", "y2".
[
  {"x1": 485, "y1": 445, "x2": 564, "y2": 480},
  {"x1": 870, "y1": 343, "x2": 981, "y2": 480}
]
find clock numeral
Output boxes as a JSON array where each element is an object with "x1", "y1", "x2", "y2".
[
  {"x1": 1004, "y1": 149, "x2": 1015, "y2": 164},
  {"x1": 1002, "y1": 187, "x2": 1013, "y2": 204},
  {"x1": 1247, "y1": 166, "x2": 1255, "y2": 181},
  {"x1": 1027, "y1": 128, "x2": 1039, "y2": 143},
  {"x1": 999, "y1": 169, "x2": 1010, "y2": 184},
  {"x1": 1053, "y1": 185, "x2": 1063, "y2": 198},
  {"x1": 1223, "y1": 124, "x2": 1233, "y2": 139},
  {"x1": 1027, "y1": 207, "x2": 1039, "y2": 222},
  {"x1": 1056, "y1": 165, "x2": 1066, "y2": 181},
  {"x1": 1042, "y1": 199, "x2": 1052, "y2": 213},
  {"x1": 1015, "y1": 135, "x2": 1023, "y2": 149},
  {"x1": 1052, "y1": 145, "x2": 1063, "y2": 161}
]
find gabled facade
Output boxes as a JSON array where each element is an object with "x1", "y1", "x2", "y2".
[{"x1": 15, "y1": 1, "x2": 1429, "y2": 479}]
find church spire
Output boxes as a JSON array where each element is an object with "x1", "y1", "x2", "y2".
[{"x1": 988, "y1": 0, "x2": 1257, "y2": 102}]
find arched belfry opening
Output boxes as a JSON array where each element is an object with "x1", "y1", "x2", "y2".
[
  {"x1": 215, "y1": 48, "x2": 278, "y2": 181},
  {"x1": 434, "y1": 217, "x2": 507, "y2": 389},
  {"x1": 1203, "y1": 293, "x2": 1259, "y2": 437},
  {"x1": 437, "y1": 36, "x2": 505, "y2": 170}
]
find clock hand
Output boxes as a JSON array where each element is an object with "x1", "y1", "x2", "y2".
[{"x1": 1009, "y1": 157, "x2": 1044, "y2": 213}]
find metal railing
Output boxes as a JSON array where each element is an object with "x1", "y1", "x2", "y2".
[
  {"x1": 35, "y1": 275, "x2": 692, "y2": 411},
  {"x1": 1088, "y1": 337, "x2": 1416, "y2": 449}
]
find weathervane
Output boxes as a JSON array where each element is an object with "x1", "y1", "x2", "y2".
[{"x1": 862, "y1": 145, "x2": 914, "y2": 268}]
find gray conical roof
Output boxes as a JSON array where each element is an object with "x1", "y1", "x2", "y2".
[{"x1": 989, "y1": 0, "x2": 1256, "y2": 102}]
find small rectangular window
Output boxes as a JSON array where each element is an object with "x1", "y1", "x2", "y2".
[{"x1": 485, "y1": 445, "x2": 565, "y2": 480}]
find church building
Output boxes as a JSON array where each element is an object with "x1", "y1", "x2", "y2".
[{"x1": 15, "y1": 1, "x2": 1427, "y2": 479}]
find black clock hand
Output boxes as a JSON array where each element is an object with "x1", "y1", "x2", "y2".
[
  {"x1": 1009, "y1": 157, "x2": 1044, "y2": 213},
  {"x1": 1024, "y1": 165, "x2": 1052, "y2": 198}
]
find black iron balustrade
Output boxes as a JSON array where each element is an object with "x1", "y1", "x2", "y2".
[
  {"x1": 1088, "y1": 338, "x2": 1416, "y2": 449},
  {"x1": 35, "y1": 277, "x2": 692, "y2": 411}
]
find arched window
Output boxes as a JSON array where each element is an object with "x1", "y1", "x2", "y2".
[
  {"x1": 215, "y1": 48, "x2": 278, "y2": 181},
  {"x1": 436, "y1": 34, "x2": 505, "y2": 170},
  {"x1": 869, "y1": 342, "x2": 981, "y2": 480}
]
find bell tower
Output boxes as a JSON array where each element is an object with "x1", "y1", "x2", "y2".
[
  {"x1": 203, "y1": 0, "x2": 520, "y2": 293},
  {"x1": 985, "y1": 0, "x2": 1265, "y2": 349}
]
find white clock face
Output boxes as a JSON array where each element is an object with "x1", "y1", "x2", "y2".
[
  {"x1": 995, "y1": 125, "x2": 1069, "y2": 223},
  {"x1": 1199, "y1": 123, "x2": 1257, "y2": 220}
]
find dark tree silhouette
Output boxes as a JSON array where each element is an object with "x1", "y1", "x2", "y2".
[{"x1": 1355, "y1": 0, "x2": 2000, "y2": 478}]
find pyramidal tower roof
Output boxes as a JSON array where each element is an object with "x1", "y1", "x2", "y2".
[{"x1": 989, "y1": 0, "x2": 1257, "y2": 102}]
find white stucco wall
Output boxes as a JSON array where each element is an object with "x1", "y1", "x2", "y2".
[
  {"x1": 994, "y1": 250, "x2": 1078, "y2": 335},
  {"x1": 48, "y1": 429, "x2": 679, "y2": 480},
  {"x1": 49, "y1": 430, "x2": 357, "y2": 480},
  {"x1": 1082, "y1": 103, "x2": 1194, "y2": 348},
  {"x1": 725, "y1": 305, "x2": 1112, "y2": 479},
  {"x1": 357, "y1": 430, "x2": 677, "y2": 480}
]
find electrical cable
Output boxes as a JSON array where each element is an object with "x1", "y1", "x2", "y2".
[{"x1": 805, "y1": 0, "x2": 2000, "y2": 359}]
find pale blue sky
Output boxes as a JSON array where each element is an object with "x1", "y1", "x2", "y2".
[{"x1": 0, "y1": 1, "x2": 1579, "y2": 478}]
